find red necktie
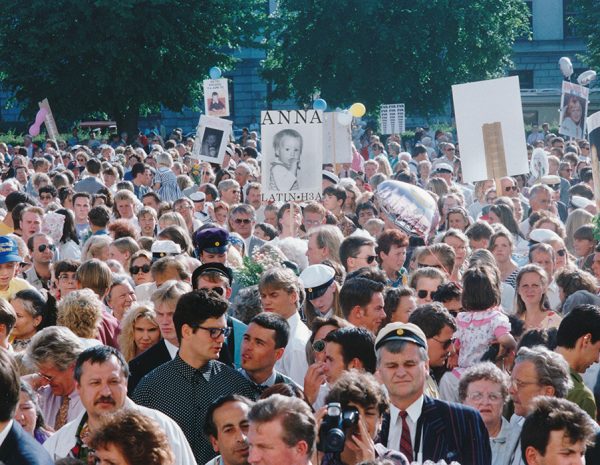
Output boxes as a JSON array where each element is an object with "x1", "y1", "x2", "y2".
[{"x1": 399, "y1": 410, "x2": 414, "y2": 463}]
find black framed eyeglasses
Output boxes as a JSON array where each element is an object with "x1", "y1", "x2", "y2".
[
  {"x1": 38, "y1": 244, "x2": 55, "y2": 253},
  {"x1": 234, "y1": 218, "x2": 252, "y2": 225},
  {"x1": 192, "y1": 325, "x2": 232, "y2": 339},
  {"x1": 130, "y1": 264, "x2": 151, "y2": 275}
]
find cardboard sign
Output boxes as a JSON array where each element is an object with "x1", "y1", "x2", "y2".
[
  {"x1": 380, "y1": 104, "x2": 405, "y2": 135},
  {"x1": 203, "y1": 78, "x2": 230, "y2": 117},
  {"x1": 452, "y1": 76, "x2": 529, "y2": 183},
  {"x1": 586, "y1": 111, "x2": 600, "y2": 205},
  {"x1": 38, "y1": 99, "x2": 59, "y2": 142},
  {"x1": 559, "y1": 81, "x2": 588, "y2": 139},
  {"x1": 323, "y1": 112, "x2": 352, "y2": 164},
  {"x1": 191, "y1": 115, "x2": 232, "y2": 164},
  {"x1": 260, "y1": 110, "x2": 324, "y2": 202}
]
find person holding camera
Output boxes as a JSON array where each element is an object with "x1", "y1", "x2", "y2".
[{"x1": 317, "y1": 371, "x2": 409, "y2": 465}]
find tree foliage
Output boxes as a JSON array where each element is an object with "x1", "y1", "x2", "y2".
[
  {"x1": 263, "y1": 0, "x2": 529, "y2": 114},
  {"x1": 573, "y1": 1, "x2": 600, "y2": 71},
  {"x1": 0, "y1": 0, "x2": 264, "y2": 134}
]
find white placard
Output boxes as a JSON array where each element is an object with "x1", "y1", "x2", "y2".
[
  {"x1": 323, "y1": 112, "x2": 352, "y2": 164},
  {"x1": 203, "y1": 78, "x2": 230, "y2": 117},
  {"x1": 261, "y1": 110, "x2": 323, "y2": 202},
  {"x1": 586, "y1": 111, "x2": 600, "y2": 202},
  {"x1": 452, "y1": 76, "x2": 529, "y2": 183},
  {"x1": 38, "y1": 98, "x2": 59, "y2": 142},
  {"x1": 192, "y1": 115, "x2": 232, "y2": 164},
  {"x1": 559, "y1": 81, "x2": 588, "y2": 139},
  {"x1": 380, "y1": 104, "x2": 405, "y2": 135}
]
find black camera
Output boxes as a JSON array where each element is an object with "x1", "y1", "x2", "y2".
[{"x1": 317, "y1": 403, "x2": 359, "y2": 453}]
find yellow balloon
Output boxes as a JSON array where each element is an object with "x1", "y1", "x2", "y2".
[{"x1": 350, "y1": 102, "x2": 366, "y2": 118}]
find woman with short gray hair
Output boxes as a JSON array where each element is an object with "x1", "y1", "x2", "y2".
[{"x1": 459, "y1": 362, "x2": 510, "y2": 465}]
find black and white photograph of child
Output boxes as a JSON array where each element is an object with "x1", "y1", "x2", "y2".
[
  {"x1": 192, "y1": 114, "x2": 232, "y2": 164},
  {"x1": 269, "y1": 129, "x2": 302, "y2": 191},
  {"x1": 200, "y1": 127, "x2": 224, "y2": 158},
  {"x1": 261, "y1": 109, "x2": 323, "y2": 198}
]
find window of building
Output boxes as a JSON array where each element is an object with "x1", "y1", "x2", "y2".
[
  {"x1": 563, "y1": 0, "x2": 580, "y2": 39},
  {"x1": 509, "y1": 70, "x2": 534, "y2": 90}
]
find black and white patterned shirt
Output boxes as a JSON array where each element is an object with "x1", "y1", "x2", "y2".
[{"x1": 132, "y1": 354, "x2": 256, "y2": 465}]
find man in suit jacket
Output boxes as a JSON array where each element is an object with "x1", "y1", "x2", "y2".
[
  {"x1": 0, "y1": 350, "x2": 53, "y2": 465},
  {"x1": 375, "y1": 322, "x2": 491, "y2": 465}
]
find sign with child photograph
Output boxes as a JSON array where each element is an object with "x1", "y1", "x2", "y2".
[
  {"x1": 559, "y1": 81, "x2": 588, "y2": 139},
  {"x1": 452, "y1": 76, "x2": 529, "y2": 183},
  {"x1": 323, "y1": 112, "x2": 352, "y2": 164},
  {"x1": 203, "y1": 78, "x2": 230, "y2": 117},
  {"x1": 192, "y1": 115, "x2": 232, "y2": 165},
  {"x1": 261, "y1": 109, "x2": 324, "y2": 202}
]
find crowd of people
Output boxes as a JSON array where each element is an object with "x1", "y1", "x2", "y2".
[{"x1": 0, "y1": 123, "x2": 599, "y2": 465}]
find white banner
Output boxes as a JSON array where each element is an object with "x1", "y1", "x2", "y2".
[{"x1": 380, "y1": 104, "x2": 405, "y2": 135}]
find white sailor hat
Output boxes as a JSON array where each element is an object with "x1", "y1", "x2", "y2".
[{"x1": 299, "y1": 264, "x2": 336, "y2": 300}]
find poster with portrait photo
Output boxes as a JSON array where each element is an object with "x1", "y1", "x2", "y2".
[
  {"x1": 260, "y1": 109, "x2": 324, "y2": 202},
  {"x1": 559, "y1": 81, "x2": 589, "y2": 139},
  {"x1": 203, "y1": 78, "x2": 230, "y2": 117},
  {"x1": 586, "y1": 111, "x2": 600, "y2": 202},
  {"x1": 192, "y1": 115, "x2": 232, "y2": 164}
]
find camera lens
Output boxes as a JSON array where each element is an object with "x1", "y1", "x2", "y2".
[{"x1": 325, "y1": 429, "x2": 345, "y2": 452}]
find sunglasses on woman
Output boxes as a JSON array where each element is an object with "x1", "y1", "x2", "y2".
[
  {"x1": 417, "y1": 289, "x2": 437, "y2": 299},
  {"x1": 130, "y1": 264, "x2": 151, "y2": 275}
]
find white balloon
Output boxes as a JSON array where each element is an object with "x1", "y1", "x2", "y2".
[
  {"x1": 577, "y1": 70, "x2": 597, "y2": 86},
  {"x1": 559, "y1": 56, "x2": 573, "y2": 78},
  {"x1": 337, "y1": 110, "x2": 353, "y2": 126}
]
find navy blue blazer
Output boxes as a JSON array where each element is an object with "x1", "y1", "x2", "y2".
[
  {"x1": 0, "y1": 421, "x2": 53, "y2": 465},
  {"x1": 378, "y1": 396, "x2": 492, "y2": 465}
]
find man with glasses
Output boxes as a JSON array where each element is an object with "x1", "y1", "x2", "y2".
[
  {"x1": 519, "y1": 184, "x2": 554, "y2": 237},
  {"x1": 502, "y1": 346, "x2": 572, "y2": 465},
  {"x1": 24, "y1": 233, "x2": 55, "y2": 290},
  {"x1": 218, "y1": 179, "x2": 242, "y2": 206},
  {"x1": 25, "y1": 326, "x2": 85, "y2": 430},
  {"x1": 339, "y1": 236, "x2": 377, "y2": 273},
  {"x1": 173, "y1": 197, "x2": 202, "y2": 235},
  {"x1": 229, "y1": 204, "x2": 264, "y2": 257},
  {"x1": 409, "y1": 303, "x2": 457, "y2": 398},
  {"x1": 133, "y1": 289, "x2": 256, "y2": 465},
  {"x1": 51, "y1": 259, "x2": 80, "y2": 300},
  {"x1": 302, "y1": 201, "x2": 326, "y2": 233}
]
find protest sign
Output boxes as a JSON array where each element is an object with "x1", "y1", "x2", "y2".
[
  {"x1": 380, "y1": 104, "x2": 405, "y2": 135},
  {"x1": 261, "y1": 109, "x2": 323, "y2": 202},
  {"x1": 559, "y1": 81, "x2": 588, "y2": 139},
  {"x1": 586, "y1": 111, "x2": 600, "y2": 207},
  {"x1": 323, "y1": 112, "x2": 352, "y2": 165},
  {"x1": 192, "y1": 115, "x2": 232, "y2": 164},
  {"x1": 452, "y1": 76, "x2": 529, "y2": 183},
  {"x1": 203, "y1": 78, "x2": 230, "y2": 117},
  {"x1": 38, "y1": 98, "x2": 59, "y2": 142}
]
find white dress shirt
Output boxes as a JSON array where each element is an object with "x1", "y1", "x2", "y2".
[
  {"x1": 274, "y1": 312, "x2": 310, "y2": 386},
  {"x1": 165, "y1": 339, "x2": 179, "y2": 359},
  {"x1": 388, "y1": 395, "x2": 425, "y2": 462}
]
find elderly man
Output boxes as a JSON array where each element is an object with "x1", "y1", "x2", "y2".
[
  {"x1": 218, "y1": 179, "x2": 242, "y2": 206},
  {"x1": 376, "y1": 322, "x2": 491, "y2": 465},
  {"x1": 0, "y1": 350, "x2": 53, "y2": 465},
  {"x1": 502, "y1": 346, "x2": 573, "y2": 465},
  {"x1": 44, "y1": 345, "x2": 195, "y2": 465},
  {"x1": 229, "y1": 204, "x2": 265, "y2": 257},
  {"x1": 25, "y1": 327, "x2": 85, "y2": 430}
]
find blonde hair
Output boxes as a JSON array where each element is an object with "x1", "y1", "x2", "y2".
[
  {"x1": 82, "y1": 235, "x2": 112, "y2": 261},
  {"x1": 118, "y1": 303, "x2": 159, "y2": 362},
  {"x1": 57, "y1": 289, "x2": 103, "y2": 339}
]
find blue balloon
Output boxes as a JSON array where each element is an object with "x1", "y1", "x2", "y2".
[
  {"x1": 209, "y1": 66, "x2": 222, "y2": 79},
  {"x1": 313, "y1": 98, "x2": 327, "y2": 111}
]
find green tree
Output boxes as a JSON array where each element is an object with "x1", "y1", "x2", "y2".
[
  {"x1": 0, "y1": 0, "x2": 264, "y2": 136},
  {"x1": 573, "y1": 2, "x2": 600, "y2": 72},
  {"x1": 263, "y1": 0, "x2": 529, "y2": 114}
]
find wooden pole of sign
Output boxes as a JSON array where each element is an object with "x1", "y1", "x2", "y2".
[{"x1": 482, "y1": 122, "x2": 509, "y2": 197}]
